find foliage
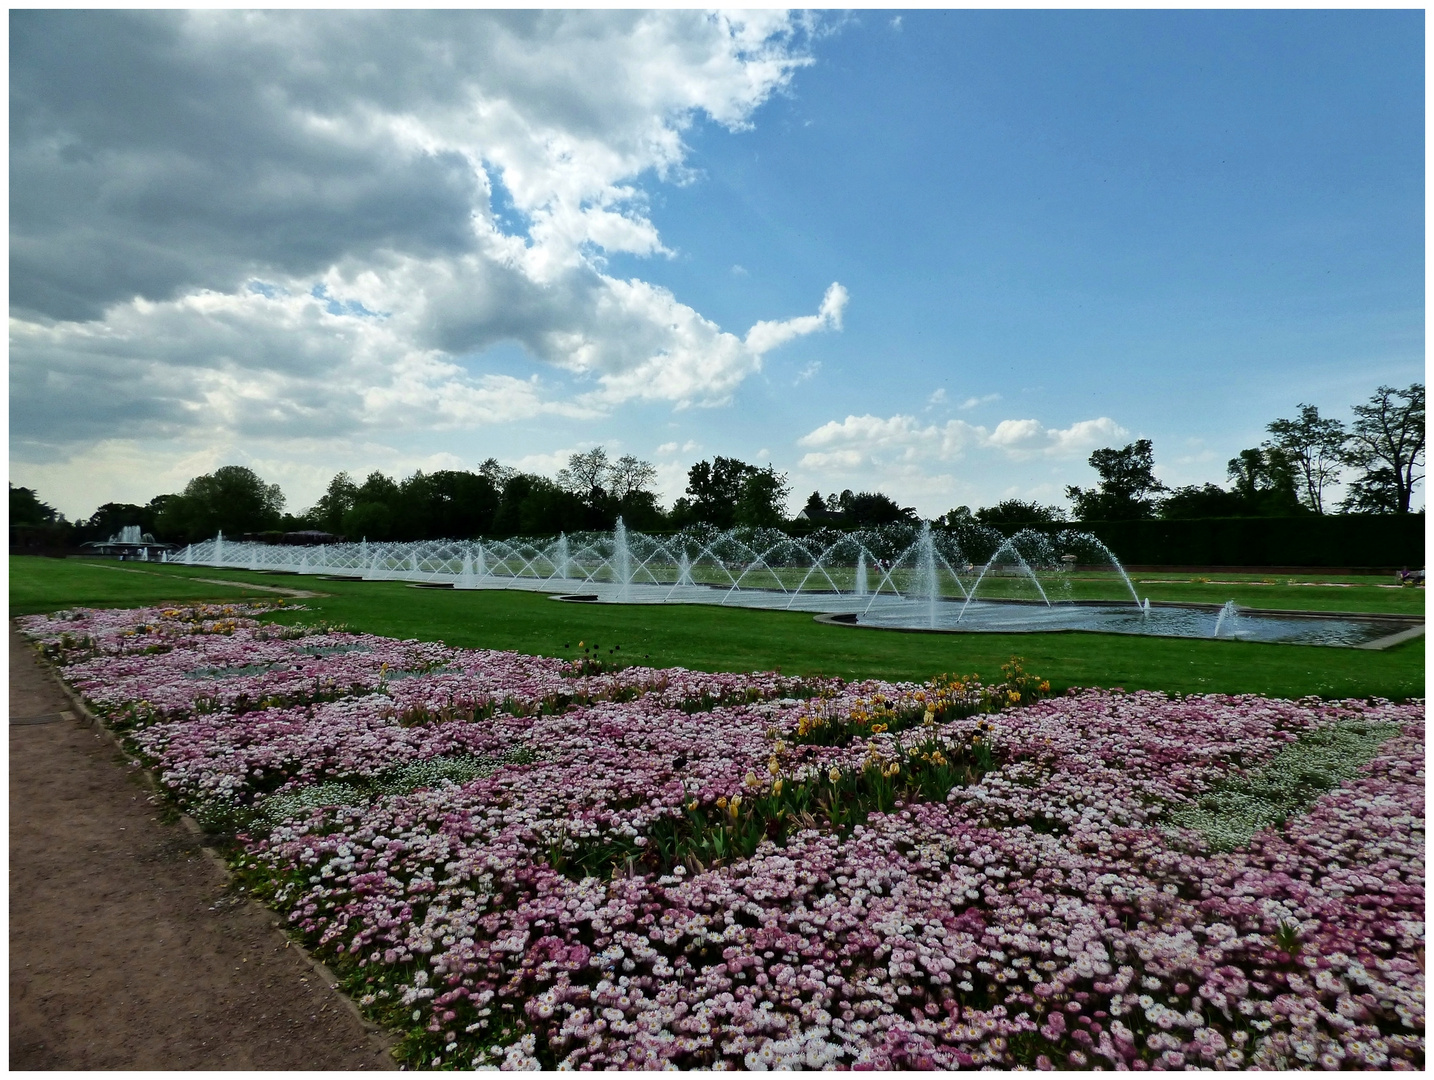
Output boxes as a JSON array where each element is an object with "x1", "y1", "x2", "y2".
[
  {"x1": 734, "y1": 465, "x2": 790, "y2": 528},
  {"x1": 10, "y1": 483, "x2": 62, "y2": 526},
  {"x1": 155, "y1": 465, "x2": 286, "y2": 542},
  {"x1": 974, "y1": 499, "x2": 1067, "y2": 528},
  {"x1": 1065, "y1": 439, "x2": 1168, "y2": 520},
  {"x1": 1224, "y1": 447, "x2": 1304, "y2": 516},
  {"x1": 1340, "y1": 383, "x2": 1425, "y2": 514},
  {"x1": 1158, "y1": 483, "x2": 1249, "y2": 520}
]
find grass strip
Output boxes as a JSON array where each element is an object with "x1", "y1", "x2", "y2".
[{"x1": 11, "y1": 557, "x2": 1425, "y2": 699}]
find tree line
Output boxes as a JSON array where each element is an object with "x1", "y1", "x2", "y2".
[{"x1": 11, "y1": 382, "x2": 1422, "y2": 547}]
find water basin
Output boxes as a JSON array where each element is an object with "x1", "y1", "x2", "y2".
[{"x1": 851, "y1": 600, "x2": 1419, "y2": 648}]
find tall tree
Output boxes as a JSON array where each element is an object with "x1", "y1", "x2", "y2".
[
  {"x1": 683, "y1": 457, "x2": 758, "y2": 528},
  {"x1": 733, "y1": 466, "x2": 791, "y2": 528},
  {"x1": 1064, "y1": 440, "x2": 1167, "y2": 520},
  {"x1": 156, "y1": 465, "x2": 285, "y2": 541},
  {"x1": 556, "y1": 448, "x2": 612, "y2": 502},
  {"x1": 1264, "y1": 404, "x2": 1346, "y2": 513},
  {"x1": 10, "y1": 484, "x2": 60, "y2": 525},
  {"x1": 606, "y1": 455, "x2": 657, "y2": 500},
  {"x1": 1340, "y1": 384, "x2": 1425, "y2": 514},
  {"x1": 309, "y1": 471, "x2": 359, "y2": 534}
]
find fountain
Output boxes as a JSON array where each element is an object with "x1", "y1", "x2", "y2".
[
  {"x1": 614, "y1": 518, "x2": 633, "y2": 602},
  {"x1": 175, "y1": 522, "x2": 1419, "y2": 648},
  {"x1": 556, "y1": 534, "x2": 571, "y2": 582},
  {"x1": 1213, "y1": 600, "x2": 1239, "y2": 639}
]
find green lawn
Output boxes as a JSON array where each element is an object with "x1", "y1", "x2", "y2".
[{"x1": 10, "y1": 556, "x2": 1424, "y2": 699}]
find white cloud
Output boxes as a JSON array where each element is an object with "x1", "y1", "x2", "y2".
[
  {"x1": 795, "y1": 361, "x2": 822, "y2": 385},
  {"x1": 743, "y1": 283, "x2": 848, "y2": 355},
  {"x1": 796, "y1": 412, "x2": 1126, "y2": 471},
  {"x1": 927, "y1": 388, "x2": 947, "y2": 406},
  {"x1": 12, "y1": 11, "x2": 841, "y2": 476},
  {"x1": 959, "y1": 392, "x2": 1001, "y2": 410}
]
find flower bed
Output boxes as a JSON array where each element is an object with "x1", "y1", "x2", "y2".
[{"x1": 21, "y1": 604, "x2": 1424, "y2": 1070}]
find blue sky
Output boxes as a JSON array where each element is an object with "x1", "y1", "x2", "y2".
[{"x1": 11, "y1": 10, "x2": 1424, "y2": 519}]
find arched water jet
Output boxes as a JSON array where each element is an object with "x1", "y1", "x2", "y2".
[{"x1": 957, "y1": 537, "x2": 1051, "y2": 623}]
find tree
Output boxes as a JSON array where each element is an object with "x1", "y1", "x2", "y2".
[
  {"x1": 1064, "y1": 440, "x2": 1167, "y2": 520},
  {"x1": 557, "y1": 448, "x2": 611, "y2": 502},
  {"x1": 309, "y1": 472, "x2": 359, "y2": 534},
  {"x1": 607, "y1": 455, "x2": 657, "y2": 500},
  {"x1": 734, "y1": 466, "x2": 791, "y2": 528},
  {"x1": 1265, "y1": 404, "x2": 1345, "y2": 513},
  {"x1": 157, "y1": 465, "x2": 285, "y2": 541},
  {"x1": 837, "y1": 490, "x2": 917, "y2": 526},
  {"x1": 1158, "y1": 484, "x2": 1248, "y2": 520},
  {"x1": 1225, "y1": 447, "x2": 1303, "y2": 516},
  {"x1": 1340, "y1": 466, "x2": 1403, "y2": 514},
  {"x1": 801, "y1": 491, "x2": 826, "y2": 517},
  {"x1": 10, "y1": 484, "x2": 60, "y2": 525},
  {"x1": 974, "y1": 499, "x2": 1067, "y2": 528},
  {"x1": 1340, "y1": 384, "x2": 1424, "y2": 514},
  {"x1": 683, "y1": 457, "x2": 759, "y2": 528},
  {"x1": 477, "y1": 457, "x2": 517, "y2": 487}
]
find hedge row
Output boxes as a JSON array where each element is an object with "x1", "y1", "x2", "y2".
[{"x1": 998, "y1": 514, "x2": 1425, "y2": 569}]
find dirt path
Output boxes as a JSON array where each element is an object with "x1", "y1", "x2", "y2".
[{"x1": 9, "y1": 626, "x2": 395, "y2": 1069}]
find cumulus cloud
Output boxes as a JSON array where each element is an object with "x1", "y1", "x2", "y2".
[
  {"x1": 797, "y1": 412, "x2": 1127, "y2": 471},
  {"x1": 11, "y1": 10, "x2": 842, "y2": 464},
  {"x1": 743, "y1": 283, "x2": 847, "y2": 355}
]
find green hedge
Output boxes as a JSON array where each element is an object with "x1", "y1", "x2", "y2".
[{"x1": 1004, "y1": 514, "x2": 1425, "y2": 568}]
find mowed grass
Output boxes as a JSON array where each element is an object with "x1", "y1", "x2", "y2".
[{"x1": 10, "y1": 556, "x2": 1424, "y2": 700}]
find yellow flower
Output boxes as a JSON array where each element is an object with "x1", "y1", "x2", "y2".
[
  {"x1": 578, "y1": 640, "x2": 584, "y2": 648},
  {"x1": 716, "y1": 796, "x2": 728, "y2": 811},
  {"x1": 871, "y1": 723, "x2": 889, "y2": 734},
  {"x1": 686, "y1": 799, "x2": 698, "y2": 812},
  {"x1": 768, "y1": 756, "x2": 781, "y2": 777},
  {"x1": 772, "y1": 778, "x2": 783, "y2": 797},
  {"x1": 728, "y1": 794, "x2": 742, "y2": 818},
  {"x1": 828, "y1": 767, "x2": 842, "y2": 784},
  {"x1": 745, "y1": 770, "x2": 760, "y2": 789},
  {"x1": 887, "y1": 762, "x2": 900, "y2": 777},
  {"x1": 923, "y1": 709, "x2": 936, "y2": 725}
]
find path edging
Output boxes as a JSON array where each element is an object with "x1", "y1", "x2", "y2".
[{"x1": 17, "y1": 626, "x2": 396, "y2": 1049}]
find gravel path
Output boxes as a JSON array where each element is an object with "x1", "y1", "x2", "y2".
[{"x1": 9, "y1": 625, "x2": 395, "y2": 1069}]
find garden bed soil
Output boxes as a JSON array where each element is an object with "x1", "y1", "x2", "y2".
[{"x1": 8, "y1": 625, "x2": 395, "y2": 1069}]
